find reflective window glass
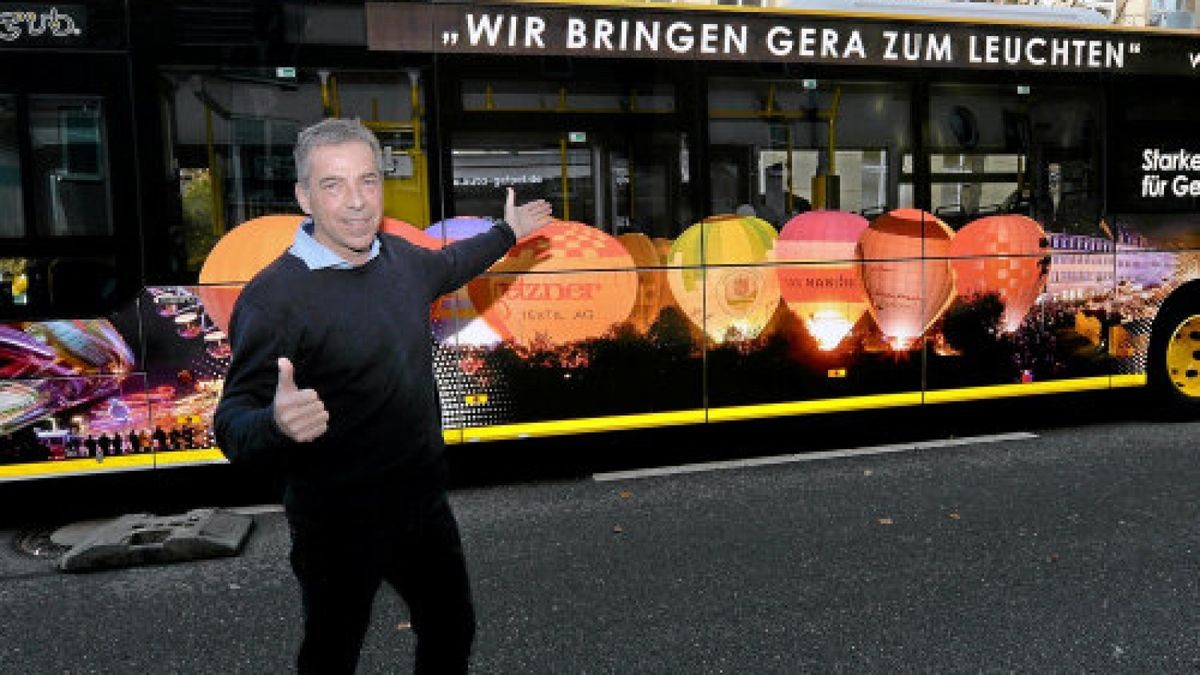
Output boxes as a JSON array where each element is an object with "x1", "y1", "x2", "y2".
[
  {"x1": 926, "y1": 84, "x2": 1101, "y2": 232},
  {"x1": 29, "y1": 97, "x2": 112, "y2": 236},
  {"x1": 0, "y1": 96, "x2": 23, "y2": 238},
  {"x1": 708, "y1": 79, "x2": 912, "y2": 229}
]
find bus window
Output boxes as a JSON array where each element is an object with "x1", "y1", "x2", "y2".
[
  {"x1": 162, "y1": 68, "x2": 424, "y2": 277},
  {"x1": 926, "y1": 83, "x2": 1102, "y2": 233},
  {"x1": 0, "y1": 96, "x2": 23, "y2": 238},
  {"x1": 29, "y1": 97, "x2": 112, "y2": 236},
  {"x1": 708, "y1": 79, "x2": 912, "y2": 227},
  {"x1": 450, "y1": 128, "x2": 687, "y2": 239},
  {"x1": 451, "y1": 133, "x2": 594, "y2": 228}
]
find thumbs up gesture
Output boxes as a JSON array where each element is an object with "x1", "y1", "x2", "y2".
[
  {"x1": 504, "y1": 187, "x2": 554, "y2": 240},
  {"x1": 273, "y1": 357, "x2": 329, "y2": 442}
]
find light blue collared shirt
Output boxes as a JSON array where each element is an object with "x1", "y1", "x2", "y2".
[{"x1": 288, "y1": 218, "x2": 381, "y2": 270}]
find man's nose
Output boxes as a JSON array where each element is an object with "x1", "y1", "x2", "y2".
[{"x1": 346, "y1": 183, "x2": 366, "y2": 209}]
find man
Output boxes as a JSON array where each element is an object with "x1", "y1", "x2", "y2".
[{"x1": 214, "y1": 117, "x2": 552, "y2": 674}]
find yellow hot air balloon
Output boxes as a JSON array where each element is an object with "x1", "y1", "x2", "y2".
[{"x1": 666, "y1": 215, "x2": 780, "y2": 343}]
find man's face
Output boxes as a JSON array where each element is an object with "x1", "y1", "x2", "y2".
[{"x1": 295, "y1": 141, "x2": 383, "y2": 265}]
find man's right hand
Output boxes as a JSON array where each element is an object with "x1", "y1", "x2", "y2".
[{"x1": 273, "y1": 357, "x2": 329, "y2": 442}]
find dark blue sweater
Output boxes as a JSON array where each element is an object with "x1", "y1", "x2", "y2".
[{"x1": 214, "y1": 225, "x2": 515, "y2": 524}]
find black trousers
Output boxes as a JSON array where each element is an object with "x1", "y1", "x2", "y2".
[{"x1": 287, "y1": 493, "x2": 475, "y2": 674}]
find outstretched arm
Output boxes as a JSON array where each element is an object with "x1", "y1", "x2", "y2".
[{"x1": 432, "y1": 188, "x2": 555, "y2": 296}]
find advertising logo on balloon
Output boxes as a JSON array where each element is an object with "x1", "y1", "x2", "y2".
[
  {"x1": 467, "y1": 220, "x2": 638, "y2": 346},
  {"x1": 775, "y1": 210, "x2": 870, "y2": 350}
]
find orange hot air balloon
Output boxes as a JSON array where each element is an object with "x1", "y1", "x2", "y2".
[
  {"x1": 775, "y1": 210, "x2": 870, "y2": 350},
  {"x1": 467, "y1": 220, "x2": 638, "y2": 346},
  {"x1": 381, "y1": 216, "x2": 440, "y2": 250},
  {"x1": 949, "y1": 214, "x2": 1048, "y2": 333},
  {"x1": 666, "y1": 214, "x2": 780, "y2": 343},
  {"x1": 197, "y1": 214, "x2": 305, "y2": 333},
  {"x1": 197, "y1": 215, "x2": 424, "y2": 333},
  {"x1": 857, "y1": 209, "x2": 957, "y2": 350},
  {"x1": 618, "y1": 232, "x2": 677, "y2": 333}
]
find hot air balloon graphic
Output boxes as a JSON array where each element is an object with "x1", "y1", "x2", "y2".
[
  {"x1": 856, "y1": 209, "x2": 957, "y2": 350},
  {"x1": 197, "y1": 215, "x2": 430, "y2": 333},
  {"x1": 774, "y1": 210, "x2": 870, "y2": 350},
  {"x1": 666, "y1": 214, "x2": 780, "y2": 343},
  {"x1": 949, "y1": 214, "x2": 1049, "y2": 333},
  {"x1": 467, "y1": 220, "x2": 638, "y2": 346},
  {"x1": 617, "y1": 232, "x2": 677, "y2": 333},
  {"x1": 197, "y1": 214, "x2": 305, "y2": 333},
  {"x1": 427, "y1": 217, "x2": 502, "y2": 347}
]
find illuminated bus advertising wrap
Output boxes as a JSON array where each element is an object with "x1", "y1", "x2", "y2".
[{"x1": 2, "y1": 0, "x2": 1200, "y2": 479}]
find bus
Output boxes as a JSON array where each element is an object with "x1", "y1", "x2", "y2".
[{"x1": 1, "y1": 0, "x2": 1198, "y2": 482}]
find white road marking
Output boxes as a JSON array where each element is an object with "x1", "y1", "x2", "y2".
[
  {"x1": 592, "y1": 431, "x2": 1039, "y2": 482},
  {"x1": 227, "y1": 504, "x2": 285, "y2": 515}
]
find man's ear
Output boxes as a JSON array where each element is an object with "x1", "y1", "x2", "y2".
[{"x1": 295, "y1": 182, "x2": 312, "y2": 215}]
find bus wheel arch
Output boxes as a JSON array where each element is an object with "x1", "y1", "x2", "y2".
[{"x1": 1148, "y1": 280, "x2": 1200, "y2": 418}]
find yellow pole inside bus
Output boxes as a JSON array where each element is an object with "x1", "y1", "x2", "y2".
[{"x1": 561, "y1": 133, "x2": 570, "y2": 221}]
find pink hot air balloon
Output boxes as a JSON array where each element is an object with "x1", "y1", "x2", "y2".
[
  {"x1": 775, "y1": 210, "x2": 870, "y2": 350},
  {"x1": 949, "y1": 214, "x2": 1049, "y2": 333},
  {"x1": 857, "y1": 209, "x2": 957, "y2": 350}
]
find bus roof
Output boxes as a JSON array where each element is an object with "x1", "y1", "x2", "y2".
[{"x1": 780, "y1": 0, "x2": 1110, "y2": 25}]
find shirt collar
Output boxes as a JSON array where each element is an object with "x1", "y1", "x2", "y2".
[{"x1": 289, "y1": 218, "x2": 381, "y2": 270}]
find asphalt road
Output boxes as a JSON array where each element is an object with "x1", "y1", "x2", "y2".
[{"x1": 1, "y1": 398, "x2": 1198, "y2": 673}]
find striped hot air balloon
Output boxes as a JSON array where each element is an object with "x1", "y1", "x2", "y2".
[
  {"x1": 666, "y1": 214, "x2": 780, "y2": 343},
  {"x1": 949, "y1": 214, "x2": 1049, "y2": 333},
  {"x1": 775, "y1": 210, "x2": 870, "y2": 350},
  {"x1": 857, "y1": 209, "x2": 957, "y2": 350}
]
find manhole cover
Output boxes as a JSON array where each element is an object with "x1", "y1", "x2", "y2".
[{"x1": 12, "y1": 528, "x2": 71, "y2": 560}]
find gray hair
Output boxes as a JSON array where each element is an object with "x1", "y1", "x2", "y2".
[{"x1": 293, "y1": 118, "x2": 383, "y2": 187}]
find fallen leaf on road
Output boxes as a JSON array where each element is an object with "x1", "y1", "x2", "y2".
[
  {"x1": 863, "y1": 469, "x2": 874, "y2": 476},
  {"x1": 397, "y1": 622, "x2": 412, "y2": 631},
  {"x1": 613, "y1": 525, "x2": 624, "y2": 534},
  {"x1": 949, "y1": 513, "x2": 961, "y2": 520},
  {"x1": 619, "y1": 490, "x2": 632, "y2": 500},
  {"x1": 877, "y1": 517, "x2": 894, "y2": 526}
]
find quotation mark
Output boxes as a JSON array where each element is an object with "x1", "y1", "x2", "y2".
[{"x1": 442, "y1": 30, "x2": 458, "y2": 46}]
